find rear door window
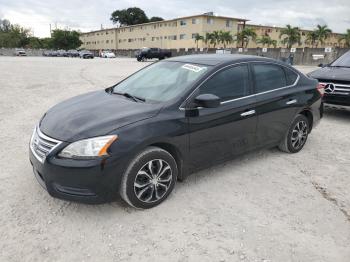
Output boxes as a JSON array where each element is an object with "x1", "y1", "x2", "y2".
[{"x1": 252, "y1": 64, "x2": 287, "y2": 93}]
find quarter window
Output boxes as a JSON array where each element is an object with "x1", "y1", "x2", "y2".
[
  {"x1": 284, "y1": 67, "x2": 298, "y2": 85},
  {"x1": 199, "y1": 65, "x2": 250, "y2": 102},
  {"x1": 253, "y1": 64, "x2": 287, "y2": 93}
]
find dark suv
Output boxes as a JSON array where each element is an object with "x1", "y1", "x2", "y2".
[
  {"x1": 309, "y1": 51, "x2": 350, "y2": 109},
  {"x1": 29, "y1": 54, "x2": 323, "y2": 209}
]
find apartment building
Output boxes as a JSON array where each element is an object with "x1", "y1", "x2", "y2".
[
  {"x1": 246, "y1": 24, "x2": 344, "y2": 48},
  {"x1": 80, "y1": 13, "x2": 247, "y2": 51},
  {"x1": 80, "y1": 13, "x2": 345, "y2": 51}
]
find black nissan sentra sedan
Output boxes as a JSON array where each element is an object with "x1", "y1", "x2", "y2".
[
  {"x1": 308, "y1": 51, "x2": 350, "y2": 110},
  {"x1": 29, "y1": 54, "x2": 323, "y2": 208}
]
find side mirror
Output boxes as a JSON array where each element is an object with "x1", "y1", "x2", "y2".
[
  {"x1": 194, "y1": 94, "x2": 220, "y2": 108},
  {"x1": 318, "y1": 63, "x2": 328, "y2": 68}
]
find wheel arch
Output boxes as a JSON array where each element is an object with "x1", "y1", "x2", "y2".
[
  {"x1": 298, "y1": 109, "x2": 314, "y2": 132},
  {"x1": 148, "y1": 142, "x2": 185, "y2": 181}
]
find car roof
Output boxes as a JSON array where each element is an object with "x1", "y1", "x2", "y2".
[{"x1": 166, "y1": 54, "x2": 279, "y2": 66}]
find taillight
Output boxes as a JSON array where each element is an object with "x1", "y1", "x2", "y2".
[{"x1": 317, "y1": 83, "x2": 325, "y2": 97}]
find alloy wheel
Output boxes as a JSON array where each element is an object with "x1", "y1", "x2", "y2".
[
  {"x1": 291, "y1": 120, "x2": 308, "y2": 150},
  {"x1": 133, "y1": 159, "x2": 172, "y2": 203}
]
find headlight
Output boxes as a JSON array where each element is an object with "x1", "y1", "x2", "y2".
[{"x1": 58, "y1": 135, "x2": 117, "y2": 159}]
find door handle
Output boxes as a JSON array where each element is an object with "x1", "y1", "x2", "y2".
[
  {"x1": 240, "y1": 110, "x2": 255, "y2": 117},
  {"x1": 286, "y1": 99, "x2": 297, "y2": 105}
]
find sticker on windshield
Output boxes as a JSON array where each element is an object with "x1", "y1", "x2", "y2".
[{"x1": 182, "y1": 64, "x2": 206, "y2": 73}]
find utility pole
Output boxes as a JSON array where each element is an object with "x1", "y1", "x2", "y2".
[{"x1": 49, "y1": 24, "x2": 52, "y2": 36}]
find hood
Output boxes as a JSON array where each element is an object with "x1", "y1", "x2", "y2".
[
  {"x1": 308, "y1": 67, "x2": 350, "y2": 82},
  {"x1": 40, "y1": 90, "x2": 161, "y2": 142}
]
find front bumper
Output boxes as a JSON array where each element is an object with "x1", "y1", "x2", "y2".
[
  {"x1": 323, "y1": 94, "x2": 350, "y2": 107},
  {"x1": 29, "y1": 147, "x2": 128, "y2": 204}
]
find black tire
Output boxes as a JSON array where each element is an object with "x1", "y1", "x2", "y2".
[
  {"x1": 120, "y1": 147, "x2": 177, "y2": 209},
  {"x1": 278, "y1": 114, "x2": 310, "y2": 153}
]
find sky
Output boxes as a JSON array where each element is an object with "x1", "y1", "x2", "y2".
[{"x1": 0, "y1": 0, "x2": 349, "y2": 37}]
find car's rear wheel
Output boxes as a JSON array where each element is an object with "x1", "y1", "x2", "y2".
[
  {"x1": 278, "y1": 114, "x2": 309, "y2": 153},
  {"x1": 120, "y1": 147, "x2": 177, "y2": 209}
]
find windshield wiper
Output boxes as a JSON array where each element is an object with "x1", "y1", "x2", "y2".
[{"x1": 113, "y1": 92, "x2": 145, "y2": 102}]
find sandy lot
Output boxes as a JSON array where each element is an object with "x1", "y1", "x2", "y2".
[{"x1": 0, "y1": 57, "x2": 349, "y2": 262}]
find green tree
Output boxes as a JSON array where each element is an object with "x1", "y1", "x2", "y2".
[
  {"x1": 236, "y1": 28, "x2": 257, "y2": 48},
  {"x1": 110, "y1": 7, "x2": 149, "y2": 26},
  {"x1": 279, "y1": 25, "x2": 301, "y2": 48},
  {"x1": 218, "y1": 31, "x2": 233, "y2": 48},
  {"x1": 194, "y1": 33, "x2": 203, "y2": 50},
  {"x1": 314, "y1": 25, "x2": 332, "y2": 47},
  {"x1": 50, "y1": 29, "x2": 82, "y2": 50},
  {"x1": 339, "y1": 29, "x2": 350, "y2": 47},
  {"x1": 149, "y1": 16, "x2": 164, "y2": 22},
  {"x1": 306, "y1": 31, "x2": 318, "y2": 47},
  {"x1": 0, "y1": 19, "x2": 30, "y2": 48}
]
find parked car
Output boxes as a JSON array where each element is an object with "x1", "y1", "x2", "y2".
[
  {"x1": 57, "y1": 50, "x2": 68, "y2": 57},
  {"x1": 308, "y1": 51, "x2": 350, "y2": 110},
  {"x1": 14, "y1": 48, "x2": 26, "y2": 56},
  {"x1": 42, "y1": 50, "x2": 51, "y2": 56},
  {"x1": 49, "y1": 50, "x2": 58, "y2": 57},
  {"x1": 67, "y1": 50, "x2": 80, "y2": 57},
  {"x1": 29, "y1": 54, "x2": 323, "y2": 209},
  {"x1": 101, "y1": 51, "x2": 116, "y2": 58},
  {"x1": 79, "y1": 50, "x2": 94, "y2": 59},
  {"x1": 136, "y1": 47, "x2": 171, "y2": 61}
]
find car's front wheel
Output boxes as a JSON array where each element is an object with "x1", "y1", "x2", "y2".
[
  {"x1": 120, "y1": 147, "x2": 177, "y2": 209},
  {"x1": 278, "y1": 114, "x2": 310, "y2": 153}
]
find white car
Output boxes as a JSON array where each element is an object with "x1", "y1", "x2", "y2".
[{"x1": 101, "y1": 51, "x2": 116, "y2": 58}]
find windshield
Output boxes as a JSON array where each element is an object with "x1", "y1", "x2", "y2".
[
  {"x1": 113, "y1": 61, "x2": 210, "y2": 102},
  {"x1": 331, "y1": 51, "x2": 350, "y2": 67}
]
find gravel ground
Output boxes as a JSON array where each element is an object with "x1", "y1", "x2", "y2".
[{"x1": 0, "y1": 57, "x2": 349, "y2": 262}]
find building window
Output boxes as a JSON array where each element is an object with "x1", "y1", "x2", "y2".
[
  {"x1": 106, "y1": 31, "x2": 108, "y2": 35},
  {"x1": 226, "y1": 20, "x2": 233, "y2": 27},
  {"x1": 192, "y1": 18, "x2": 199, "y2": 24},
  {"x1": 106, "y1": 40, "x2": 109, "y2": 43},
  {"x1": 111, "y1": 40, "x2": 113, "y2": 43},
  {"x1": 180, "y1": 20, "x2": 187, "y2": 26},
  {"x1": 173, "y1": 22, "x2": 177, "y2": 27},
  {"x1": 180, "y1": 34, "x2": 186, "y2": 40},
  {"x1": 169, "y1": 35, "x2": 177, "y2": 40},
  {"x1": 207, "y1": 18, "x2": 214, "y2": 24},
  {"x1": 192, "y1": 33, "x2": 197, "y2": 39},
  {"x1": 152, "y1": 37, "x2": 155, "y2": 41}
]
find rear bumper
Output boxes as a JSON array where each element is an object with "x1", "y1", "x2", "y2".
[{"x1": 29, "y1": 148, "x2": 128, "y2": 204}]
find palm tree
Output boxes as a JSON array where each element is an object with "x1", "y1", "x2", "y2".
[
  {"x1": 203, "y1": 32, "x2": 214, "y2": 51},
  {"x1": 236, "y1": 28, "x2": 257, "y2": 48},
  {"x1": 211, "y1": 30, "x2": 221, "y2": 48},
  {"x1": 270, "y1": 39, "x2": 277, "y2": 48},
  {"x1": 339, "y1": 29, "x2": 350, "y2": 47},
  {"x1": 194, "y1": 33, "x2": 203, "y2": 50},
  {"x1": 219, "y1": 31, "x2": 233, "y2": 48},
  {"x1": 306, "y1": 31, "x2": 318, "y2": 47},
  {"x1": 256, "y1": 36, "x2": 272, "y2": 47},
  {"x1": 279, "y1": 25, "x2": 301, "y2": 49},
  {"x1": 314, "y1": 25, "x2": 332, "y2": 47}
]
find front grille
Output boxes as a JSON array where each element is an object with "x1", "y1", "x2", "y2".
[
  {"x1": 30, "y1": 126, "x2": 62, "y2": 163},
  {"x1": 320, "y1": 81, "x2": 350, "y2": 96}
]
